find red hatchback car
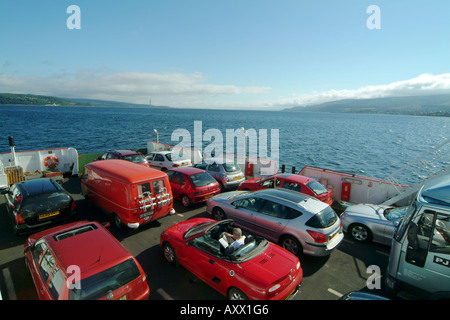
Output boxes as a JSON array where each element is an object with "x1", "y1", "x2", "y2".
[
  {"x1": 24, "y1": 220, "x2": 150, "y2": 300},
  {"x1": 160, "y1": 218, "x2": 302, "y2": 300},
  {"x1": 166, "y1": 167, "x2": 221, "y2": 207},
  {"x1": 238, "y1": 173, "x2": 333, "y2": 205}
]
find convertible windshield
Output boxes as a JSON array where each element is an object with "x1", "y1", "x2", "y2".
[{"x1": 183, "y1": 222, "x2": 214, "y2": 239}]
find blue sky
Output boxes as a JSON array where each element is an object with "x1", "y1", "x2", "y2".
[{"x1": 1, "y1": 0, "x2": 450, "y2": 109}]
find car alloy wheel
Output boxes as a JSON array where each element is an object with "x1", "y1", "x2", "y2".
[
  {"x1": 350, "y1": 224, "x2": 371, "y2": 242},
  {"x1": 212, "y1": 207, "x2": 226, "y2": 221},
  {"x1": 163, "y1": 242, "x2": 178, "y2": 266},
  {"x1": 228, "y1": 287, "x2": 248, "y2": 300},
  {"x1": 181, "y1": 194, "x2": 191, "y2": 208},
  {"x1": 280, "y1": 236, "x2": 301, "y2": 256}
]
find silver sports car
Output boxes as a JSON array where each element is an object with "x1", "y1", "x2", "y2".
[{"x1": 340, "y1": 204, "x2": 408, "y2": 245}]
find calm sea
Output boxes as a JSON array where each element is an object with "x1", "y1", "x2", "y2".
[{"x1": 0, "y1": 105, "x2": 449, "y2": 184}]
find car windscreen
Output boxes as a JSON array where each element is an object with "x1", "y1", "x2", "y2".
[
  {"x1": 189, "y1": 172, "x2": 217, "y2": 187},
  {"x1": 305, "y1": 206, "x2": 338, "y2": 228},
  {"x1": 183, "y1": 222, "x2": 214, "y2": 239},
  {"x1": 69, "y1": 258, "x2": 141, "y2": 300},
  {"x1": 122, "y1": 154, "x2": 146, "y2": 163},
  {"x1": 21, "y1": 192, "x2": 71, "y2": 214},
  {"x1": 223, "y1": 163, "x2": 240, "y2": 172},
  {"x1": 306, "y1": 180, "x2": 328, "y2": 195}
]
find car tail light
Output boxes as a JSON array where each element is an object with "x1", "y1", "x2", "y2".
[
  {"x1": 71, "y1": 200, "x2": 77, "y2": 211},
  {"x1": 16, "y1": 195, "x2": 22, "y2": 204},
  {"x1": 173, "y1": 164, "x2": 179, "y2": 167},
  {"x1": 15, "y1": 213, "x2": 25, "y2": 225},
  {"x1": 306, "y1": 230, "x2": 327, "y2": 243}
]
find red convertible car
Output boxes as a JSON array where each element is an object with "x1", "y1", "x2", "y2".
[{"x1": 160, "y1": 217, "x2": 302, "y2": 300}]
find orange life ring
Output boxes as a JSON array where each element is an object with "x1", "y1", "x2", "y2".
[{"x1": 44, "y1": 155, "x2": 59, "y2": 169}]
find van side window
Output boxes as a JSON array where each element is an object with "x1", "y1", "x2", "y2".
[
  {"x1": 430, "y1": 213, "x2": 450, "y2": 255},
  {"x1": 406, "y1": 211, "x2": 434, "y2": 267}
]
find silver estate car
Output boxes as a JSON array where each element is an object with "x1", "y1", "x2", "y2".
[
  {"x1": 340, "y1": 204, "x2": 408, "y2": 246},
  {"x1": 194, "y1": 160, "x2": 245, "y2": 191},
  {"x1": 206, "y1": 188, "x2": 343, "y2": 257}
]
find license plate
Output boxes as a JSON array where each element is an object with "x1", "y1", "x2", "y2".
[
  {"x1": 233, "y1": 176, "x2": 241, "y2": 181},
  {"x1": 118, "y1": 295, "x2": 127, "y2": 300},
  {"x1": 204, "y1": 194, "x2": 214, "y2": 200},
  {"x1": 39, "y1": 211, "x2": 60, "y2": 220}
]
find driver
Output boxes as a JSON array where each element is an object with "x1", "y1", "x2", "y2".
[{"x1": 223, "y1": 228, "x2": 246, "y2": 251}]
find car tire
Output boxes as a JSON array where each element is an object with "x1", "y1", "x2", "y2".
[
  {"x1": 162, "y1": 242, "x2": 178, "y2": 266},
  {"x1": 113, "y1": 213, "x2": 125, "y2": 230},
  {"x1": 212, "y1": 207, "x2": 227, "y2": 221},
  {"x1": 279, "y1": 235, "x2": 303, "y2": 257},
  {"x1": 181, "y1": 194, "x2": 191, "y2": 208},
  {"x1": 228, "y1": 287, "x2": 248, "y2": 300},
  {"x1": 349, "y1": 224, "x2": 372, "y2": 243}
]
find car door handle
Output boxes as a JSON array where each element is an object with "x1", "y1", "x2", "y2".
[{"x1": 209, "y1": 259, "x2": 215, "y2": 265}]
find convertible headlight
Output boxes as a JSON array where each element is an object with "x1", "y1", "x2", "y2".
[{"x1": 296, "y1": 261, "x2": 300, "y2": 270}]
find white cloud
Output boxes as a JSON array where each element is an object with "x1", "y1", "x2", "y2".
[
  {"x1": 273, "y1": 73, "x2": 450, "y2": 108},
  {"x1": 1, "y1": 71, "x2": 449, "y2": 109},
  {"x1": 0, "y1": 71, "x2": 271, "y2": 107}
]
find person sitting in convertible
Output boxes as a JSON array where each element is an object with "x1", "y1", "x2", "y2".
[{"x1": 219, "y1": 227, "x2": 246, "y2": 251}]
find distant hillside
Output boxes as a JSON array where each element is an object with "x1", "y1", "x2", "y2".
[
  {"x1": 284, "y1": 94, "x2": 450, "y2": 117},
  {"x1": 0, "y1": 93, "x2": 170, "y2": 108},
  {"x1": 0, "y1": 93, "x2": 86, "y2": 106}
]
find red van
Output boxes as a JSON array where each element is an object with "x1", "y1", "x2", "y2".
[
  {"x1": 24, "y1": 220, "x2": 150, "y2": 300},
  {"x1": 81, "y1": 159, "x2": 174, "y2": 229}
]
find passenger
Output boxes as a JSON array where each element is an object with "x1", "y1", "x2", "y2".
[{"x1": 224, "y1": 228, "x2": 246, "y2": 251}]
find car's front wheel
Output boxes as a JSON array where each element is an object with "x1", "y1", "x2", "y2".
[{"x1": 162, "y1": 242, "x2": 178, "y2": 266}]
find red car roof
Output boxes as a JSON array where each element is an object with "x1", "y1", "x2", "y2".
[
  {"x1": 34, "y1": 221, "x2": 132, "y2": 279},
  {"x1": 169, "y1": 167, "x2": 206, "y2": 175},
  {"x1": 275, "y1": 173, "x2": 314, "y2": 183}
]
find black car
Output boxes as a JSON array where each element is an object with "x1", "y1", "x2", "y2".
[{"x1": 1, "y1": 178, "x2": 77, "y2": 235}]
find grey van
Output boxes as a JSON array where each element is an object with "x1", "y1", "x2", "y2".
[{"x1": 386, "y1": 174, "x2": 450, "y2": 299}]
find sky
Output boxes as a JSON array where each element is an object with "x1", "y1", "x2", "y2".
[{"x1": 1, "y1": 0, "x2": 450, "y2": 110}]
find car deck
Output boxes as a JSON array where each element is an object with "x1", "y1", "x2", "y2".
[{"x1": 0, "y1": 175, "x2": 390, "y2": 300}]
